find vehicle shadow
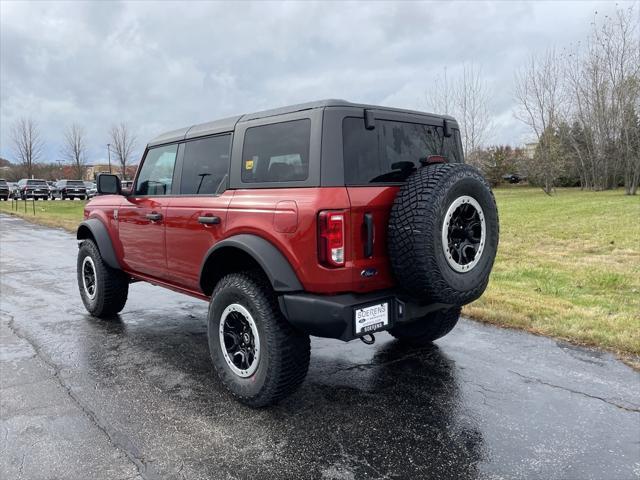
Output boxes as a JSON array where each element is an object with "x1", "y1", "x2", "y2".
[{"x1": 83, "y1": 311, "x2": 485, "y2": 480}]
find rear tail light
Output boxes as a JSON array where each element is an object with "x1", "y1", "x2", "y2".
[{"x1": 318, "y1": 210, "x2": 345, "y2": 268}]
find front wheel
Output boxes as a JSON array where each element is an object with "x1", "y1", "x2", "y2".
[
  {"x1": 389, "y1": 307, "x2": 461, "y2": 345},
  {"x1": 208, "y1": 272, "x2": 310, "y2": 407},
  {"x1": 77, "y1": 240, "x2": 129, "y2": 317}
]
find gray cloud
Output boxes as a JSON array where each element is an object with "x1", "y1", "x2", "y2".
[{"x1": 0, "y1": 0, "x2": 630, "y2": 164}]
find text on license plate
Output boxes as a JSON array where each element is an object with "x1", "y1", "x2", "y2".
[{"x1": 354, "y1": 302, "x2": 389, "y2": 335}]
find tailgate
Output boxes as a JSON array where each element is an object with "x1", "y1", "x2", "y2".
[{"x1": 346, "y1": 186, "x2": 399, "y2": 292}]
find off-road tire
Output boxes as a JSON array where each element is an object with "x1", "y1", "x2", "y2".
[
  {"x1": 388, "y1": 163, "x2": 499, "y2": 305},
  {"x1": 77, "y1": 239, "x2": 129, "y2": 317},
  {"x1": 389, "y1": 307, "x2": 461, "y2": 345},
  {"x1": 208, "y1": 272, "x2": 310, "y2": 407}
]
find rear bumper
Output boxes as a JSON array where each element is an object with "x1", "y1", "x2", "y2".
[{"x1": 279, "y1": 290, "x2": 452, "y2": 341}]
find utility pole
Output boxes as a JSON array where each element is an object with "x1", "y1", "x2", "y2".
[{"x1": 106, "y1": 143, "x2": 112, "y2": 174}]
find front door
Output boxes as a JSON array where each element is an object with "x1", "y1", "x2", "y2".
[
  {"x1": 118, "y1": 143, "x2": 179, "y2": 279},
  {"x1": 164, "y1": 134, "x2": 233, "y2": 291}
]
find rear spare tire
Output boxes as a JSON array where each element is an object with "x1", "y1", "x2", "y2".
[{"x1": 388, "y1": 163, "x2": 498, "y2": 306}]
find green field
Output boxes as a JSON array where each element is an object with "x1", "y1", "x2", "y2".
[
  {"x1": 0, "y1": 199, "x2": 86, "y2": 232},
  {"x1": 1, "y1": 189, "x2": 639, "y2": 360},
  {"x1": 464, "y1": 187, "x2": 640, "y2": 361}
]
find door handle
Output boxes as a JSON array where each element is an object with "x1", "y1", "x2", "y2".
[
  {"x1": 364, "y1": 213, "x2": 374, "y2": 258},
  {"x1": 146, "y1": 212, "x2": 163, "y2": 222},
  {"x1": 198, "y1": 215, "x2": 221, "y2": 225}
]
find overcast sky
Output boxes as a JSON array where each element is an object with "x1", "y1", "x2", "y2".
[{"x1": 0, "y1": 0, "x2": 635, "y2": 165}]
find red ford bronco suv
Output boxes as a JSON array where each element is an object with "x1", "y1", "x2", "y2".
[{"x1": 77, "y1": 100, "x2": 499, "y2": 407}]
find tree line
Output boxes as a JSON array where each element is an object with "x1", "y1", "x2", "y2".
[
  {"x1": 6, "y1": 119, "x2": 137, "y2": 181},
  {"x1": 426, "y1": 5, "x2": 639, "y2": 194},
  {"x1": 4, "y1": 6, "x2": 637, "y2": 193}
]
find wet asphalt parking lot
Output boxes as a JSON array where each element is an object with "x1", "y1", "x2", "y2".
[{"x1": 0, "y1": 214, "x2": 639, "y2": 480}]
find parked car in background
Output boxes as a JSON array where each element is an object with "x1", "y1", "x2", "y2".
[
  {"x1": 84, "y1": 181, "x2": 97, "y2": 198},
  {"x1": 18, "y1": 179, "x2": 50, "y2": 200},
  {"x1": 55, "y1": 180, "x2": 87, "y2": 200},
  {"x1": 47, "y1": 181, "x2": 58, "y2": 199},
  {"x1": 120, "y1": 180, "x2": 133, "y2": 192},
  {"x1": 8, "y1": 182, "x2": 20, "y2": 199},
  {"x1": 502, "y1": 173, "x2": 526, "y2": 184},
  {"x1": 0, "y1": 179, "x2": 10, "y2": 200}
]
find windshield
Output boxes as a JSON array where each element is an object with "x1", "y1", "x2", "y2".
[
  {"x1": 343, "y1": 117, "x2": 463, "y2": 185},
  {"x1": 67, "y1": 180, "x2": 85, "y2": 186},
  {"x1": 27, "y1": 180, "x2": 48, "y2": 186},
  {"x1": 0, "y1": 180, "x2": 7, "y2": 187}
]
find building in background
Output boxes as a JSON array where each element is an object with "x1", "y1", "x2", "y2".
[
  {"x1": 523, "y1": 142, "x2": 537, "y2": 160},
  {"x1": 84, "y1": 164, "x2": 138, "y2": 181}
]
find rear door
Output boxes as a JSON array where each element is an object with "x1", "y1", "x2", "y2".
[
  {"x1": 342, "y1": 114, "x2": 463, "y2": 290},
  {"x1": 164, "y1": 134, "x2": 233, "y2": 292},
  {"x1": 118, "y1": 143, "x2": 179, "y2": 278}
]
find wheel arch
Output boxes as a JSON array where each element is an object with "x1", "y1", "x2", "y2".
[
  {"x1": 77, "y1": 218, "x2": 121, "y2": 270},
  {"x1": 200, "y1": 234, "x2": 303, "y2": 296}
]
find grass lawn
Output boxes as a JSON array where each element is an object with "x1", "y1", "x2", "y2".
[
  {"x1": 0, "y1": 199, "x2": 86, "y2": 232},
  {"x1": 464, "y1": 187, "x2": 640, "y2": 361},
  {"x1": 1, "y1": 189, "x2": 639, "y2": 360}
]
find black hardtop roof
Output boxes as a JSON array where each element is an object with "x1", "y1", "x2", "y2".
[{"x1": 148, "y1": 99, "x2": 456, "y2": 147}]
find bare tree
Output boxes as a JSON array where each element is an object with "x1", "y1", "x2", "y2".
[
  {"x1": 10, "y1": 117, "x2": 43, "y2": 179},
  {"x1": 424, "y1": 66, "x2": 455, "y2": 116},
  {"x1": 514, "y1": 49, "x2": 564, "y2": 194},
  {"x1": 562, "y1": 5, "x2": 640, "y2": 194},
  {"x1": 109, "y1": 123, "x2": 137, "y2": 180},
  {"x1": 425, "y1": 65, "x2": 493, "y2": 165},
  {"x1": 61, "y1": 124, "x2": 88, "y2": 180},
  {"x1": 454, "y1": 64, "x2": 493, "y2": 164}
]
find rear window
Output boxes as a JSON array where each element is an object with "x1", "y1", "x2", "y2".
[
  {"x1": 241, "y1": 119, "x2": 310, "y2": 183},
  {"x1": 27, "y1": 180, "x2": 47, "y2": 186},
  {"x1": 343, "y1": 117, "x2": 463, "y2": 185}
]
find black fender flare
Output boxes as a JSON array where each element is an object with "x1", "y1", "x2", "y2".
[
  {"x1": 76, "y1": 218, "x2": 121, "y2": 269},
  {"x1": 200, "y1": 234, "x2": 303, "y2": 293}
]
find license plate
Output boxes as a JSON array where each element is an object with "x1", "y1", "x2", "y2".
[{"x1": 354, "y1": 302, "x2": 389, "y2": 335}]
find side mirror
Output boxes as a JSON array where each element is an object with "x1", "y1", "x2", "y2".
[{"x1": 97, "y1": 174, "x2": 121, "y2": 195}]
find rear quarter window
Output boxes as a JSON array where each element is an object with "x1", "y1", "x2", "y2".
[
  {"x1": 343, "y1": 117, "x2": 463, "y2": 185},
  {"x1": 241, "y1": 119, "x2": 310, "y2": 183}
]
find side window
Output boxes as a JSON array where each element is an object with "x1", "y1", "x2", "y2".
[
  {"x1": 180, "y1": 134, "x2": 231, "y2": 195},
  {"x1": 135, "y1": 144, "x2": 178, "y2": 196},
  {"x1": 241, "y1": 119, "x2": 310, "y2": 183}
]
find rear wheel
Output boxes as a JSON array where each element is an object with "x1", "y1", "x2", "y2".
[
  {"x1": 208, "y1": 272, "x2": 310, "y2": 407},
  {"x1": 77, "y1": 240, "x2": 129, "y2": 317},
  {"x1": 389, "y1": 307, "x2": 461, "y2": 345}
]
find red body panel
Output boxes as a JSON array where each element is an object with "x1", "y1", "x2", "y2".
[
  {"x1": 226, "y1": 188, "x2": 352, "y2": 293},
  {"x1": 346, "y1": 186, "x2": 399, "y2": 291},
  {"x1": 164, "y1": 192, "x2": 234, "y2": 291},
  {"x1": 118, "y1": 197, "x2": 168, "y2": 278},
  {"x1": 84, "y1": 185, "x2": 400, "y2": 297}
]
